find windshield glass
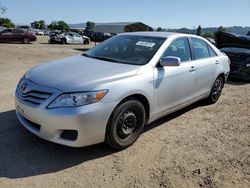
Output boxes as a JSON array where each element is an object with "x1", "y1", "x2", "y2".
[{"x1": 83, "y1": 35, "x2": 166, "y2": 65}]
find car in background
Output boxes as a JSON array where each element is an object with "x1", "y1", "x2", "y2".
[
  {"x1": 15, "y1": 32, "x2": 230, "y2": 150},
  {"x1": 36, "y1": 30, "x2": 44, "y2": 35},
  {"x1": 0, "y1": 28, "x2": 37, "y2": 44},
  {"x1": 215, "y1": 31, "x2": 250, "y2": 81},
  {"x1": 49, "y1": 32, "x2": 90, "y2": 44}
]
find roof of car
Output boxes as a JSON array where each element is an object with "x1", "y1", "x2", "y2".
[{"x1": 119, "y1": 31, "x2": 194, "y2": 38}]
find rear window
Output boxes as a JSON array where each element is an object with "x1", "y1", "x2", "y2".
[{"x1": 191, "y1": 38, "x2": 210, "y2": 60}]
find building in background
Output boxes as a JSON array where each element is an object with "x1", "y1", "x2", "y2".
[{"x1": 94, "y1": 22, "x2": 153, "y2": 34}]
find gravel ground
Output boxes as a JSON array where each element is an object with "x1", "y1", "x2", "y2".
[{"x1": 0, "y1": 36, "x2": 249, "y2": 188}]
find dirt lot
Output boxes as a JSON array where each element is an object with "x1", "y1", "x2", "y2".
[{"x1": 0, "y1": 36, "x2": 249, "y2": 188}]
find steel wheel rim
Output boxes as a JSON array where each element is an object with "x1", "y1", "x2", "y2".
[
  {"x1": 212, "y1": 78, "x2": 223, "y2": 101},
  {"x1": 116, "y1": 109, "x2": 141, "y2": 140}
]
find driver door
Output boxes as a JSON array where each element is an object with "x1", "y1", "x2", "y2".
[{"x1": 154, "y1": 37, "x2": 197, "y2": 117}]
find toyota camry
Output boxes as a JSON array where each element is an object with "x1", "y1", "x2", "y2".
[{"x1": 15, "y1": 32, "x2": 230, "y2": 150}]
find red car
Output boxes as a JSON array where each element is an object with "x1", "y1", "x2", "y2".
[{"x1": 0, "y1": 29, "x2": 37, "y2": 44}]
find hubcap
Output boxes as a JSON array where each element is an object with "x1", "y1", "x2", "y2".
[{"x1": 212, "y1": 78, "x2": 223, "y2": 101}]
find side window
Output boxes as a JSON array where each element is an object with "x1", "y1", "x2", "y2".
[
  {"x1": 207, "y1": 44, "x2": 217, "y2": 57},
  {"x1": 162, "y1": 38, "x2": 191, "y2": 62},
  {"x1": 191, "y1": 38, "x2": 210, "y2": 59}
]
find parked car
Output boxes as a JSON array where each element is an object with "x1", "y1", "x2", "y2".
[
  {"x1": 49, "y1": 32, "x2": 90, "y2": 44},
  {"x1": 15, "y1": 32, "x2": 230, "y2": 150},
  {"x1": 0, "y1": 28, "x2": 37, "y2": 44},
  {"x1": 36, "y1": 30, "x2": 44, "y2": 35},
  {"x1": 215, "y1": 31, "x2": 250, "y2": 81}
]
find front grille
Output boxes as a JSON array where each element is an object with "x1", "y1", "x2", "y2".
[
  {"x1": 17, "y1": 78, "x2": 53, "y2": 106},
  {"x1": 19, "y1": 90, "x2": 52, "y2": 106}
]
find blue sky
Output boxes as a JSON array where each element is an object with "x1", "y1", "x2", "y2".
[{"x1": 1, "y1": 0, "x2": 250, "y2": 28}]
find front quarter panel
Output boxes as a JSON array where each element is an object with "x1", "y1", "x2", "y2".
[{"x1": 95, "y1": 65, "x2": 154, "y2": 120}]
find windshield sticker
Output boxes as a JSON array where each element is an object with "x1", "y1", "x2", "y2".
[{"x1": 136, "y1": 41, "x2": 156, "y2": 48}]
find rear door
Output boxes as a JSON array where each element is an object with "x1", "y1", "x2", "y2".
[
  {"x1": 12, "y1": 29, "x2": 25, "y2": 41},
  {"x1": 190, "y1": 38, "x2": 219, "y2": 96},
  {"x1": 0, "y1": 29, "x2": 13, "y2": 42},
  {"x1": 154, "y1": 37, "x2": 197, "y2": 117}
]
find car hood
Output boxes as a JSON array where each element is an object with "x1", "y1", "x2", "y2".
[
  {"x1": 215, "y1": 31, "x2": 250, "y2": 49},
  {"x1": 25, "y1": 55, "x2": 140, "y2": 92}
]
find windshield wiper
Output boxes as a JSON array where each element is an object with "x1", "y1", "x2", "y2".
[{"x1": 82, "y1": 53, "x2": 122, "y2": 63}]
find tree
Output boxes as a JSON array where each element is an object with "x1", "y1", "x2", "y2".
[
  {"x1": 31, "y1": 20, "x2": 46, "y2": 29},
  {"x1": 48, "y1": 21, "x2": 69, "y2": 30},
  {"x1": 156, "y1": 27, "x2": 162, "y2": 31},
  {"x1": 38, "y1": 20, "x2": 45, "y2": 29},
  {"x1": 196, "y1": 25, "x2": 202, "y2": 36},
  {"x1": 246, "y1": 31, "x2": 250, "y2": 36},
  {"x1": 86, "y1": 21, "x2": 95, "y2": 31},
  {"x1": 57, "y1": 21, "x2": 69, "y2": 30},
  {"x1": 0, "y1": 18, "x2": 15, "y2": 28},
  {"x1": 203, "y1": 32, "x2": 214, "y2": 38},
  {"x1": 218, "y1": 26, "x2": 227, "y2": 32}
]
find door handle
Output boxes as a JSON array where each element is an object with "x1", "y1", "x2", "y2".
[
  {"x1": 215, "y1": 60, "x2": 219, "y2": 65},
  {"x1": 189, "y1": 66, "x2": 196, "y2": 72}
]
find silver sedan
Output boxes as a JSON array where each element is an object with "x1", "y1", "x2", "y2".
[{"x1": 15, "y1": 32, "x2": 230, "y2": 150}]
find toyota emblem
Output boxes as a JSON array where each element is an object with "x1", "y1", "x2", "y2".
[{"x1": 20, "y1": 82, "x2": 27, "y2": 94}]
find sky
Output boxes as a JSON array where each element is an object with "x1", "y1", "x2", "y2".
[{"x1": 1, "y1": 0, "x2": 250, "y2": 29}]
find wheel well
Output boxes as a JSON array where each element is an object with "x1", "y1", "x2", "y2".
[{"x1": 120, "y1": 94, "x2": 150, "y2": 121}]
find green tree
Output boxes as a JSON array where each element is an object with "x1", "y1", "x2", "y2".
[
  {"x1": 203, "y1": 32, "x2": 214, "y2": 38},
  {"x1": 31, "y1": 20, "x2": 46, "y2": 29},
  {"x1": 156, "y1": 27, "x2": 162, "y2": 31},
  {"x1": 31, "y1": 21, "x2": 40, "y2": 29},
  {"x1": 247, "y1": 31, "x2": 250, "y2": 36},
  {"x1": 48, "y1": 21, "x2": 69, "y2": 30},
  {"x1": 38, "y1": 20, "x2": 45, "y2": 29},
  {"x1": 57, "y1": 21, "x2": 69, "y2": 30},
  {"x1": 86, "y1": 21, "x2": 95, "y2": 31},
  {"x1": 218, "y1": 26, "x2": 227, "y2": 32},
  {"x1": 0, "y1": 18, "x2": 15, "y2": 28},
  {"x1": 196, "y1": 25, "x2": 202, "y2": 36}
]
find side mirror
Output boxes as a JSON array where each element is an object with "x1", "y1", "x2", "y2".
[{"x1": 160, "y1": 56, "x2": 181, "y2": 66}]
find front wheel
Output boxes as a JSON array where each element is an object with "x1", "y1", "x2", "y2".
[
  {"x1": 105, "y1": 99, "x2": 146, "y2": 150},
  {"x1": 206, "y1": 76, "x2": 224, "y2": 104}
]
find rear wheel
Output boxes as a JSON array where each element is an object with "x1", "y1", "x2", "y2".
[
  {"x1": 61, "y1": 38, "x2": 66, "y2": 44},
  {"x1": 23, "y1": 37, "x2": 30, "y2": 44},
  {"x1": 206, "y1": 76, "x2": 224, "y2": 104},
  {"x1": 105, "y1": 99, "x2": 146, "y2": 150}
]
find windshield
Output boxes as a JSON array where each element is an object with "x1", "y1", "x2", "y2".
[{"x1": 83, "y1": 35, "x2": 166, "y2": 65}]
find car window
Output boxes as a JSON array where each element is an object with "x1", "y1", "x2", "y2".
[
  {"x1": 1, "y1": 29, "x2": 12, "y2": 33},
  {"x1": 207, "y1": 44, "x2": 217, "y2": 57},
  {"x1": 191, "y1": 38, "x2": 210, "y2": 59},
  {"x1": 13, "y1": 29, "x2": 24, "y2": 33},
  {"x1": 162, "y1": 38, "x2": 191, "y2": 62},
  {"x1": 73, "y1": 33, "x2": 80, "y2": 38}
]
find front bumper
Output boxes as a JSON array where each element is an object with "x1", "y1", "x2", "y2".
[{"x1": 15, "y1": 91, "x2": 117, "y2": 147}]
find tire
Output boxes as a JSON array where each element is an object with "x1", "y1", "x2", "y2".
[
  {"x1": 23, "y1": 37, "x2": 30, "y2": 44},
  {"x1": 206, "y1": 76, "x2": 224, "y2": 104},
  {"x1": 83, "y1": 39, "x2": 89, "y2": 45},
  {"x1": 105, "y1": 99, "x2": 146, "y2": 150},
  {"x1": 61, "y1": 38, "x2": 66, "y2": 44}
]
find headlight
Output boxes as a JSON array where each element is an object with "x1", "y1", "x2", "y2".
[{"x1": 47, "y1": 90, "x2": 108, "y2": 109}]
